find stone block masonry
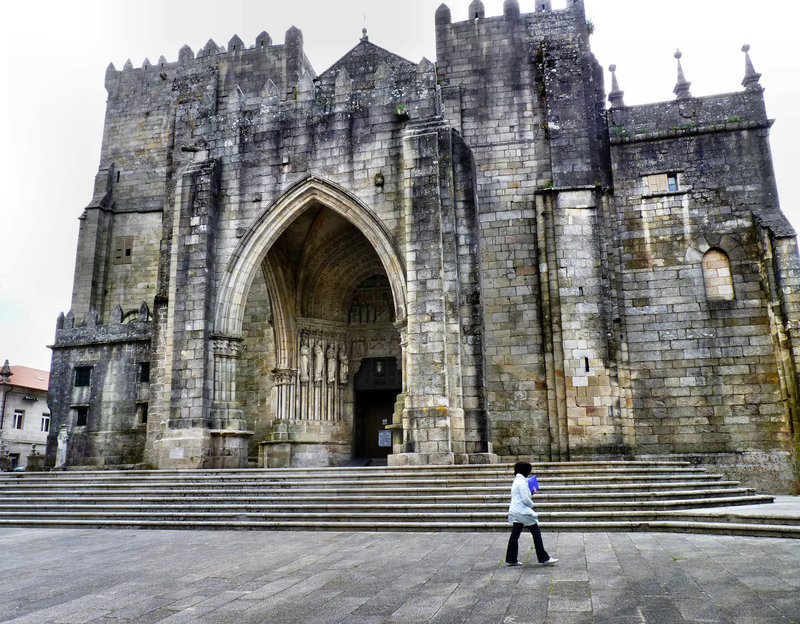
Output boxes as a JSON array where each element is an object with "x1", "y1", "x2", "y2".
[{"x1": 46, "y1": 0, "x2": 799, "y2": 492}]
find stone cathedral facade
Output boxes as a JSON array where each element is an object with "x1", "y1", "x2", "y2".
[{"x1": 46, "y1": 0, "x2": 800, "y2": 492}]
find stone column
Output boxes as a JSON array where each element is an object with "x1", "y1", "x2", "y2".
[
  {"x1": 391, "y1": 120, "x2": 468, "y2": 465},
  {"x1": 152, "y1": 158, "x2": 233, "y2": 468}
]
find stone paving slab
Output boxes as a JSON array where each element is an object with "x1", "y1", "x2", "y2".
[{"x1": 1, "y1": 528, "x2": 799, "y2": 624}]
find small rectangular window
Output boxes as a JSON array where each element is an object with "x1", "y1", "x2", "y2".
[
  {"x1": 41, "y1": 414, "x2": 50, "y2": 433},
  {"x1": 667, "y1": 174, "x2": 679, "y2": 192},
  {"x1": 75, "y1": 406, "x2": 88, "y2": 427},
  {"x1": 13, "y1": 410, "x2": 24, "y2": 429},
  {"x1": 138, "y1": 361, "x2": 150, "y2": 384},
  {"x1": 645, "y1": 173, "x2": 680, "y2": 194},
  {"x1": 114, "y1": 236, "x2": 134, "y2": 265},
  {"x1": 74, "y1": 366, "x2": 92, "y2": 387}
]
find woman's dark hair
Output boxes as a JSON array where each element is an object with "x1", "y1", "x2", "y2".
[{"x1": 513, "y1": 461, "x2": 532, "y2": 477}]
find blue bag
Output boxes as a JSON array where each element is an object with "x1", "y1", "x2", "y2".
[{"x1": 527, "y1": 475, "x2": 539, "y2": 494}]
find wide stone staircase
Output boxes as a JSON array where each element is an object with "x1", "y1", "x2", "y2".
[{"x1": 1, "y1": 461, "x2": 798, "y2": 537}]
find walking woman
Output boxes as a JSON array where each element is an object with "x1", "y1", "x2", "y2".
[{"x1": 505, "y1": 461, "x2": 558, "y2": 566}]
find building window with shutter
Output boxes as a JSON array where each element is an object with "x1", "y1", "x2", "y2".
[{"x1": 114, "y1": 236, "x2": 134, "y2": 265}]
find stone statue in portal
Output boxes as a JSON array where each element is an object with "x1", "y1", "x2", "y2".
[
  {"x1": 326, "y1": 344, "x2": 337, "y2": 384},
  {"x1": 338, "y1": 343, "x2": 349, "y2": 384},
  {"x1": 313, "y1": 340, "x2": 324, "y2": 383},
  {"x1": 299, "y1": 335, "x2": 310, "y2": 383}
]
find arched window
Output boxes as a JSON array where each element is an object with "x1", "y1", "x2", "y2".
[{"x1": 702, "y1": 249, "x2": 734, "y2": 301}]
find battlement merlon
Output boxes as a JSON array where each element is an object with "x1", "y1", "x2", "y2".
[
  {"x1": 435, "y1": 0, "x2": 589, "y2": 71},
  {"x1": 102, "y1": 26, "x2": 315, "y2": 99}
]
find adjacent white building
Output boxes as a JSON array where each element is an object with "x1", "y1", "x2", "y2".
[{"x1": 0, "y1": 360, "x2": 50, "y2": 469}]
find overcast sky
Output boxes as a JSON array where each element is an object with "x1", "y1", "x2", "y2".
[{"x1": 1, "y1": 0, "x2": 798, "y2": 371}]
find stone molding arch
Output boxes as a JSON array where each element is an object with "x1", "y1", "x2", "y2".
[
  {"x1": 684, "y1": 232, "x2": 747, "y2": 264},
  {"x1": 215, "y1": 175, "x2": 407, "y2": 338}
]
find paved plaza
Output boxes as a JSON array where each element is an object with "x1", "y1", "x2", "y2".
[{"x1": 2, "y1": 523, "x2": 799, "y2": 624}]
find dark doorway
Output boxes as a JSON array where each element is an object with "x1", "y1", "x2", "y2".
[{"x1": 354, "y1": 357, "x2": 401, "y2": 460}]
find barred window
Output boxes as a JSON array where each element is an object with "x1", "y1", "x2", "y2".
[{"x1": 74, "y1": 366, "x2": 92, "y2": 387}]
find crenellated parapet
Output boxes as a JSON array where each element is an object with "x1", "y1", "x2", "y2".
[{"x1": 53, "y1": 303, "x2": 152, "y2": 349}]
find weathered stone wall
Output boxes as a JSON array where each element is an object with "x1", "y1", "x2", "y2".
[
  {"x1": 609, "y1": 92, "x2": 795, "y2": 462},
  {"x1": 46, "y1": 316, "x2": 151, "y2": 467}
]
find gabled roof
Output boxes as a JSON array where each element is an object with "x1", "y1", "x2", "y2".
[
  {"x1": 1, "y1": 366, "x2": 50, "y2": 392},
  {"x1": 318, "y1": 39, "x2": 417, "y2": 92}
]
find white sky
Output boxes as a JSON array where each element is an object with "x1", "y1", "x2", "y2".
[{"x1": 1, "y1": 0, "x2": 798, "y2": 371}]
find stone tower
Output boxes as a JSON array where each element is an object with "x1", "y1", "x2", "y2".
[{"x1": 46, "y1": 1, "x2": 800, "y2": 492}]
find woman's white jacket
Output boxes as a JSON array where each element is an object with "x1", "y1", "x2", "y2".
[{"x1": 508, "y1": 474, "x2": 539, "y2": 526}]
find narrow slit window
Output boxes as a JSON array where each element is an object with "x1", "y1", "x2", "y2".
[
  {"x1": 138, "y1": 361, "x2": 150, "y2": 384},
  {"x1": 584, "y1": 357, "x2": 590, "y2": 373},
  {"x1": 75, "y1": 406, "x2": 89, "y2": 427}
]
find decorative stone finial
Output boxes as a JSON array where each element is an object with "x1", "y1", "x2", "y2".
[
  {"x1": 0, "y1": 360, "x2": 12, "y2": 383},
  {"x1": 608, "y1": 64, "x2": 625, "y2": 108},
  {"x1": 673, "y1": 49, "x2": 692, "y2": 99},
  {"x1": 112, "y1": 304, "x2": 123, "y2": 324},
  {"x1": 469, "y1": 0, "x2": 485, "y2": 19},
  {"x1": 142, "y1": 58, "x2": 151, "y2": 70},
  {"x1": 123, "y1": 58, "x2": 133, "y2": 71},
  {"x1": 295, "y1": 71, "x2": 315, "y2": 102},
  {"x1": 335, "y1": 68, "x2": 352, "y2": 100},
  {"x1": 261, "y1": 78, "x2": 280, "y2": 101},
  {"x1": 139, "y1": 302, "x2": 150, "y2": 321},
  {"x1": 435, "y1": 3, "x2": 451, "y2": 25},
  {"x1": 361, "y1": 27, "x2": 368, "y2": 42},
  {"x1": 741, "y1": 44, "x2": 762, "y2": 92},
  {"x1": 503, "y1": 0, "x2": 520, "y2": 18}
]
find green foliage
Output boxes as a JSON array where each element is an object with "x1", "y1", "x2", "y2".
[
  {"x1": 612, "y1": 123, "x2": 628, "y2": 138},
  {"x1": 586, "y1": 19, "x2": 595, "y2": 35}
]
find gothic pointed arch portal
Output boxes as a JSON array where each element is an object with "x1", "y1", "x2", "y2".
[{"x1": 213, "y1": 176, "x2": 408, "y2": 467}]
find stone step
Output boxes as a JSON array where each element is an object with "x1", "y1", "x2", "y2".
[
  {"x1": 0, "y1": 461, "x2": 701, "y2": 480},
  {"x1": 1, "y1": 505, "x2": 795, "y2": 526},
  {"x1": 0, "y1": 468, "x2": 708, "y2": 486},
  {"x1": 0, "y1": 473, "x2": 731, "y2": 488},
  {"x1": 0, "y1": 495, "x2": 774, "y2": 514},
  {"x1": 0, "y1": 517, "x2": 797, "y2": 538},
  {"x1": 0, "y1": 486, "x2": 757, "y2": 505},
  {"x1": 0, "y1": 462, "x2": 783, "y2": 538},
  {"x1": 0, "y1": 481, "x2": 745, "y2": 499}
]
